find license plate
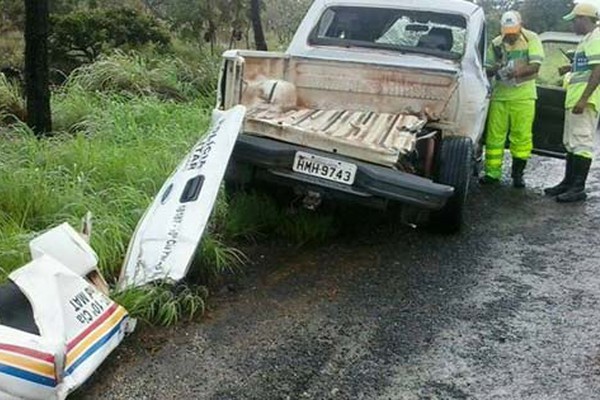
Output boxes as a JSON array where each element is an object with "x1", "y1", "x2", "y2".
[{"x1": 292, "y1": 151, "x2": 357, "y2": 185}]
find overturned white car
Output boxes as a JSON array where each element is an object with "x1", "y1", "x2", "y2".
[{"x1": 0, "y1": 223, "x2": 133, "y2": 400}]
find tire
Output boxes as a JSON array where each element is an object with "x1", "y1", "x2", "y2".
[{"x1": 430, "y1": 136, "x2": 474, "y2": 233}]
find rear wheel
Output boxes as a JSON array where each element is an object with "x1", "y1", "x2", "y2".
[{"x1": 430, "y1": 136, "x2": 474, "y2": 233}]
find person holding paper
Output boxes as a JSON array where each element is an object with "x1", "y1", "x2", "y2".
[{"x1": 481, "y1": 11, "x2": 544, "y2": 188}]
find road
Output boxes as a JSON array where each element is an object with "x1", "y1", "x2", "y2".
[{"x1": 79, "y1": 155, "x2": 600, "y2": 400}]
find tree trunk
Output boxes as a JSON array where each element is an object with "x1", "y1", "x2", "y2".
[
  {"x1": 250, "y1": 0, "x2": 267, "y2": 51},
  {"x1": 24, "y1": 0, "x2": 52, "y2": 136}
]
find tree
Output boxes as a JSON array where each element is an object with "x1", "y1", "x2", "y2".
[
  {"x1": 519, "y1": 0, "x2": 572, "y2": 33},
  {"x1": 24, "y1": 0, "x2": 52, "y2": 135},
  {"x1": 250, "y1": 0, "x2": 267, "y2": 51},
  {"x1": 48, "y1": 8, "x2": 170, "y2": 73},
  {"x1": 0, "y1": 0, "x2": 24, "y2": 31},
  {"x1": 470, "y1": 0, "x2": 571, "y2": 34},
  {"x1": 264, "y1": 0, "x2": 311, "y2": 45}
]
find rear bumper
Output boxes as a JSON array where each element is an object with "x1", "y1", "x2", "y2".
[{"x1": 227, "y1": 134, "x2": 454, "y2": 210}]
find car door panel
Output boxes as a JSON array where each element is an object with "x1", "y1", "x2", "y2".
[{"x1": 533, "y1": 85, "x2": 567, "y2": 158}]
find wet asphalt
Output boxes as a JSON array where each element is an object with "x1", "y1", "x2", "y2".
[{"x1": 79, "y1": 154, "x2": 600, "y2": 400}]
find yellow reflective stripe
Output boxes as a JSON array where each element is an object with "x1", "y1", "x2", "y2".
[
  {"x1": 588, "y1": 54, "x2": 600, "y2": 62},
  {"x1": 511, "y1": 143, "x2": 532, "y2": 148},
  {"x1": 574, "y1": 151, "x2": 594, "y2": 159},
  {"x1": 485, "y1": 148, "x2": 505, "y2": 155},
  {"x1": 573, "y1": 147, "x2": 595, "y2": 158},
  {"x1": 486, "y1": 159, "x2": 503, "y2": 166},
  {"x1": 570, "y1": 74, "x2": 591, "y2": 84},
  {"x1": 511, "y1": 150, "x2": 532, "y2": 158},
  {"x1": 511, "y1": 147, "x2": 532, "y2": 154}
]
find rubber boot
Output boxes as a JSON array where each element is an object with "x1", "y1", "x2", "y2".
[
  {"x1": 479, "y1": 175, "x2": 500, "y2": 185},
  {"x1": 556, "y1": 155, "x2": 592, "y2": 203},
  {"x1": 511, "y1": 158, "x2": 527, "y2": 189},
  {"x1": 544, "y1": 153, "x2": 574, "y2": 196}
]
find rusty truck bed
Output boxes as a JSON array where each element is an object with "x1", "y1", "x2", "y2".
[
  {"x1": 228, "y1": 53, "x2": 456, "y2": 167},
  {"x1": 245, "y1": 107, "x2": 426, "y2": 166}
]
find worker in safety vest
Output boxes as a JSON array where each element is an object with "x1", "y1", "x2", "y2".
[
  {"x1": 481, "y1": 11, "x2": 545, "y2": 188},
  {"x1": 545, "y1": 2, "x2": 600, "y2": 202}
]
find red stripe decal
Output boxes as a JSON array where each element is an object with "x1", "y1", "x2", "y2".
[
  {"x1": 0, "y1": 344, "x2": 54, "y2": 363},
  {"x1": 67, "y1": 303, "x2": 119, "y2": 351}
]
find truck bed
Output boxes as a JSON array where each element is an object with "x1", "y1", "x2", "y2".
[
  {"x1": 245, "y1": 106, "x2": 427, "y2": 166},
  {"x1": 222, "y1": 52, "x2": 456, "y2": 167}
]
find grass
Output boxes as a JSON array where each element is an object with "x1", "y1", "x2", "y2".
[
  {"x1": 0, "y1": 73, "x2": 25, "y2": 122},
  {"x1": 219, "y1": 191, "x2": 338, "y2": 245},
  {"x1": 65, "y1": 49, "x2": 219, "y2": 106},
  {"x1": 113, "y1": 284, "x2": 208, "y2": 327},
  {"x1": 0, "y1": 92, "x2": 214, "y2": 277},
  {"x1": 0, "y1": 50, "x2": 339, "y2": 326},
  {"x1": 220, "y1": 192, "x2": 282, "y2": 241}
]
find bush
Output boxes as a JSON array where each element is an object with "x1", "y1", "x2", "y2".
[
  {"x1": 49, "y1": 8, "x2": 171, "y2": 76},
  {"x1": 51, "y1": 84, "x2": 101, "y2": 132},
  {"x1": 65, "y1": 50, "x2": 219, "y2": 104}
]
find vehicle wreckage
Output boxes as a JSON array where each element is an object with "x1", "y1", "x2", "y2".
[
  {"x1": 0, "y1": 222, "x2": 134, "y2": 400},
  {"x1": 0, "y1": 106, "x2": 246, "y2": 399}
]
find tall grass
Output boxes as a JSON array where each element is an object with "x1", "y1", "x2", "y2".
[
  {"x1": 65, "y1": 49, "x2": 219, "y2": 106},
  {"x1": 0, "y1": 50, "x2": 337, "y2": 326},
  {"x1": 0, "y1": 92, "x2": 214, "y2": 279},
  {"x1": 113, "y1": 283, "x2": 208, "y2": 327},
  {"x1": 219, "y1": 192, "x2": 338, "y2": 245},
  {"x1": 0, "y1": 73, "x2": 25, "y2": 122}
]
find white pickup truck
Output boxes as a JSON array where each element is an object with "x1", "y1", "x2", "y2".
[{"x1": 218, "y1": 0, "x2": 565, "y2": 232}]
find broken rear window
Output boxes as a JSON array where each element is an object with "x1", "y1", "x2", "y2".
[{"x1": 309, "y1": 6, "x2": 467, "y2": 60}]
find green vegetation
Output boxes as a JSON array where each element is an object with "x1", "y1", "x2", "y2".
[
  {"x1": 0, "y1": 79, "x2": 213, "y2": 279},
  {"x1": 0, "y1": 49, "x2": 337, "y2": 325},
  {"x1": 49, "y1": 8, "x2": 170, "y2": 74},
  {"x1": 113, "y1": 284, "x2": 208, "y2": 326},
  {"x1": 0, "y1": 52, "x2": 228, "y2": 326},
  {"x1": 0, "y1": 73, "x2": 25, "y2": 121}
]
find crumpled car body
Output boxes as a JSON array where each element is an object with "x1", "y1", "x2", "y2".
[{"x1": 0, "y1": 224, "x2": 133, "y2": 400}]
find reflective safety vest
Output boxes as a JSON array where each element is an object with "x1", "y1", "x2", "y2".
[
  {"x1": 566, "y1": 28, "x2": 600, "y2": 111},
  {"x1": 486, "y1": 28, "x2": 545, "y2": 102}
]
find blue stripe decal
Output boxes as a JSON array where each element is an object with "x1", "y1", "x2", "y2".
[
  {"x1": 0, "y1": 363, "x2": 56, "y2": 388},
  {"x1": 65, "y1": 316, "x2": 127, "y2": 376}
]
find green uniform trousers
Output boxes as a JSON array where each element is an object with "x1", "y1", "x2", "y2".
[{"x1": 484, "y1": 100, "x2": 535, "y2": 179}]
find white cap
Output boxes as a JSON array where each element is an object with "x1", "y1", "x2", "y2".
[{"x1": 501, "y1": 11, "x2": 522, "y2": 35}]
